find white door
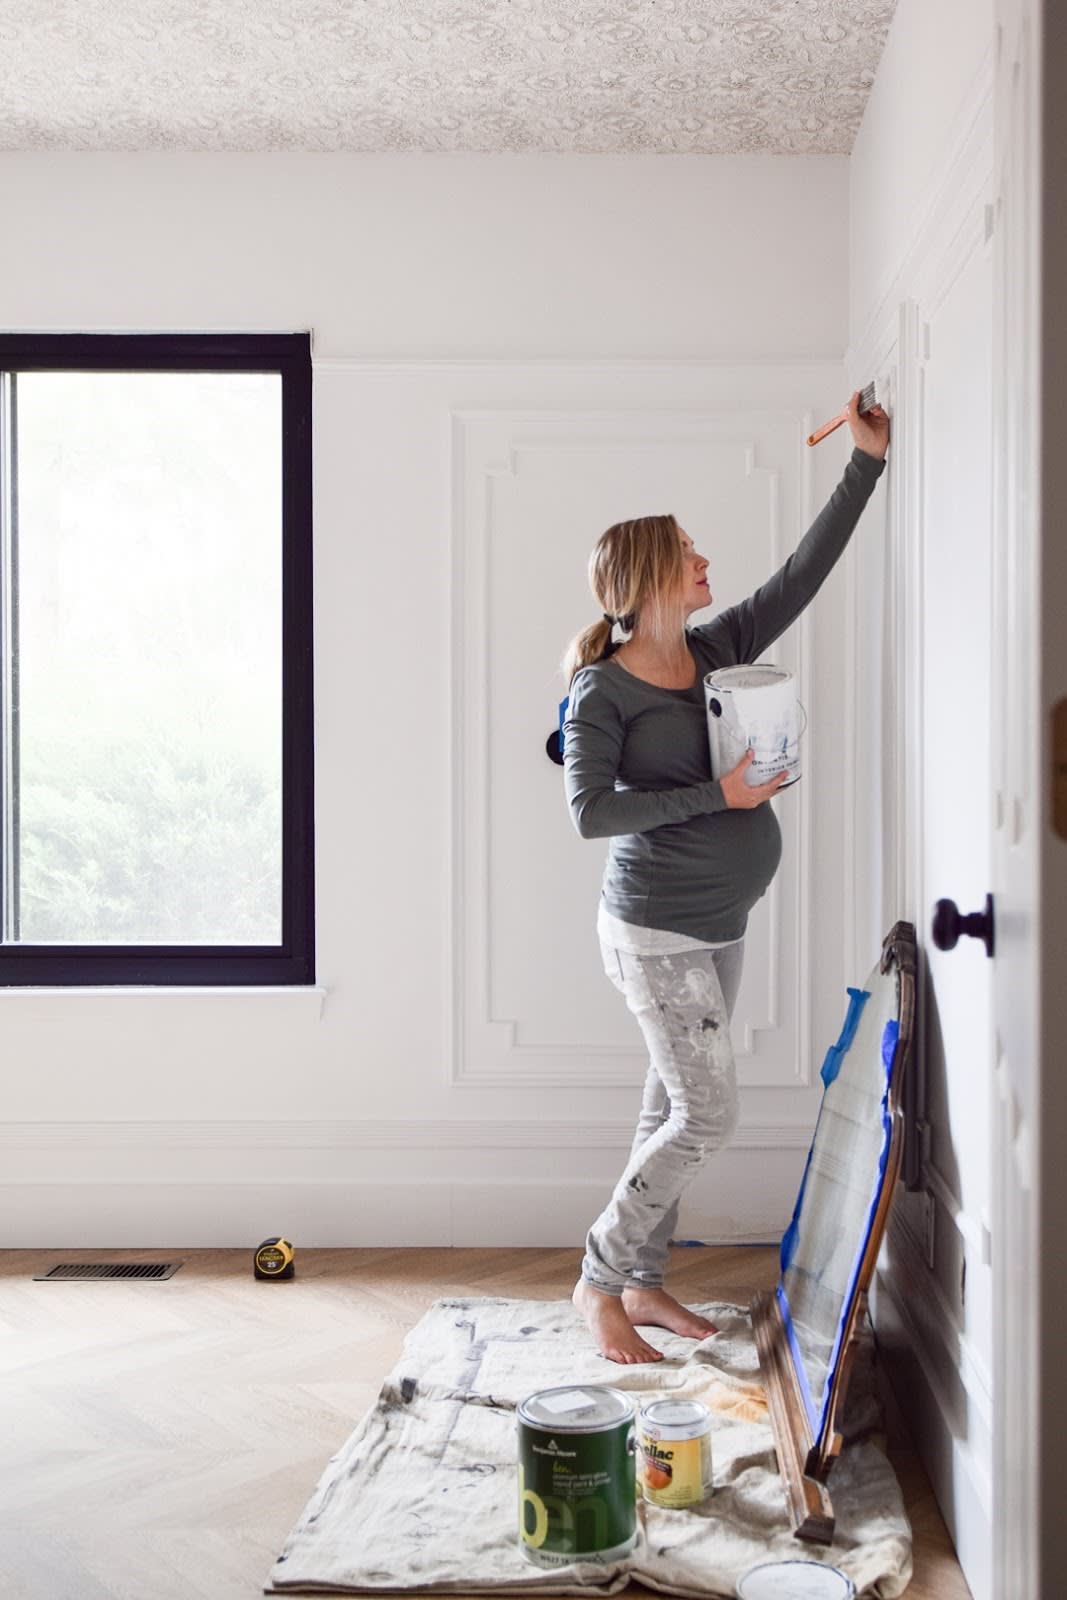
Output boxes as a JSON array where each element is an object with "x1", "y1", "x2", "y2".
[
  {"x1": 990, "y1": 0, "x2": 1060, "y2": 1591},
  {"x1": 918, "y1": 228, "x2": 996, "y2": 1595}
]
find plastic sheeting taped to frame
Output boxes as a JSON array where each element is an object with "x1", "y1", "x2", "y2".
[
  {"x1": 779, "y1": 987, "x2": 872, "y2": 1275},
  {"x1": 815, "y1": 1017, "x2": 898, "y2": 1442}
]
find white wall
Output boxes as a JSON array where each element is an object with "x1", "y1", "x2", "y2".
[
  {"x1": 0, "y1": 151, "x2": 857, "y2": 1247},
  {"x1": 847, "y1": 2, "x2": 995, "y2": 1596},
  {"x1": 1, "y1": 153, "x2": 847, "y2": 359},
  {"x1": 849, "y1": 1, "x2": 993, "y2": 360}
]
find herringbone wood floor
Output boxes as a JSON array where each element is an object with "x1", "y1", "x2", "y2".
[{"x1": 0, "y1": 1245, "x2": 971, "y2": 1600}]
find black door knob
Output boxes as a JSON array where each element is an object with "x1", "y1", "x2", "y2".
[{"x1": 931, "y1": 894, "x2": 994, "y2": 958}]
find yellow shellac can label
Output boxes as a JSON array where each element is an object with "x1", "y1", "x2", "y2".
[{"x1": 638, "y1": 1399, "x2": 713, "y2": 1508}]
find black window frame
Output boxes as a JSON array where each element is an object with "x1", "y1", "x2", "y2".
[{"x1": 0, "y1": 331, "x2": 315, "y2": 987}]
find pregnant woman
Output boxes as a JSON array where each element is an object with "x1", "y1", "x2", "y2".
[{"x1": 561, "y1": 392, "x2": 890, "y2": 1363}]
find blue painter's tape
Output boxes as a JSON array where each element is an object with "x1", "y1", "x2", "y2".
[
  {"x1": 558, "y1": 695, "x2": 570, "y2": 757},
  {"x1": 820, "y1": 987, "x2": 871, "y2": 1086},
  {"x1": 882, "y1": 1017, "x2": 900, "y2": 1074}
]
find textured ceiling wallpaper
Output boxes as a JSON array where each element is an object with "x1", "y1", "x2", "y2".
[{"x1": 0, "y1": 0, "x2": 897, "y2": 154}]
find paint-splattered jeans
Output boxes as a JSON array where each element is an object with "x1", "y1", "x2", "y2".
[{"x1": 581, "y1": 938, "x2": 745, "y2": 1295}]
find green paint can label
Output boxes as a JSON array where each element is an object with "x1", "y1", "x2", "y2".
[{"x1": 516, "y1": 1386, "x2": 636, "y2": 1569}]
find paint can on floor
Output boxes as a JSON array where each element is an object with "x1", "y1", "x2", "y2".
[
  {"x1": 638, "y1": 1398, "x2": 713, "y2": 1507},
  {"x1": 517, "y1": 1386, "x2": 636, "y2": 1568},
  {"x1": 735, "y1": 1559, "x2": 856, "y2": 1598},
  {"x1": 704, "y1": 665, "x2": 806, "y2": 789}
]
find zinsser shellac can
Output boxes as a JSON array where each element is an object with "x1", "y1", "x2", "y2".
[
  {"x1": 638, "y1": 1398, "x2": 713, "y2": 1508},
  {"x1": 517, "y1": 1386, "x2": 636, "y2": 1567}
]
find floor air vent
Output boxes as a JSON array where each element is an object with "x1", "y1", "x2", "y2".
[{"x1": 33, "y1": 1262, "x2": 182, "y2": 1281}]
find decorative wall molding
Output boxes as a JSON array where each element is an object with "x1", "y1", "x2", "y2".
[
  {"x1": 875, "y1": 1221, "x2": 994, "y2": 1600},
  {"x1": 884, "y1": 1211, "x2": 993, "y2": 1423},
  {"x1": 311, "y1": 358, "x2": 868, "y2": 373},
  {"x1": 447, "y1": 396, "x2": 824, "y2": 1090},
  {"x1": 843, "y1": 306, "x2": 903, "y2": 982},
  {"x1": 988, "y1": 9, "x2": 1044, "y2": 1592},
  {"x1": 925, "y1": 1157, "x2": 993, "y2": 1268},
  {"x1": 846, "y1": 73, "x2": 995, "y2": 1059}
]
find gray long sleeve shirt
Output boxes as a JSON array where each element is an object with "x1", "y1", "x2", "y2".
[{"x1": 563, "y1": 445, "x2": 887, "y2": 943}]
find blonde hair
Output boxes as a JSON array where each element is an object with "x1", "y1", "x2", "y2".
[{"x1": 560, "y1": 514, "x2": 686, "y2": 685}]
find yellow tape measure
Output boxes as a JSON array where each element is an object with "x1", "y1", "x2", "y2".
[{"x1": 254, "y1": 1236, "x2": 295, "y2": 1280}]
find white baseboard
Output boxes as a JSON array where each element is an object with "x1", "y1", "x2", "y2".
[
  {"x1": 0, "y1": 1118, "x2": 811, "y2": 1153},
  {"x1": 0, "y1": 1165, "x2": 799, "y2": 1249},
  {"x1": 873, "y1": 1217, "x2": 993, "y2": 1600},
  {"x1": 0, "y1": 1119, "x2": 808, "y2": 1247}
]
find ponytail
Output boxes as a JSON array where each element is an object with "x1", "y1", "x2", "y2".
[{"x1": 560, "y1": 617, "x2": 616, "y2": 687}]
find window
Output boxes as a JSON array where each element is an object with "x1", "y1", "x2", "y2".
[{"x1": 0, "y1": 333, "x2": 314, "y2": 985}]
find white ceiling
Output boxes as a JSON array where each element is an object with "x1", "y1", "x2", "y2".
[{"x1": 0, "y1": 0, "x2": 897, "y2": 155}]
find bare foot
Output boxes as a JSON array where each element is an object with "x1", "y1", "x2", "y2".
[
  {"x1": 622, "y1": 1286, "x2": 719, "y2": 1340},
  {"x1": 572, "y1": 1280, "x2": 664, "y2": 1364}
]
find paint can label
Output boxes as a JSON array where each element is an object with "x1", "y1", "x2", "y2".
[
  {"x1": 517, "y1": 1387, "x2": 636, "y2": 1568},
  {"x1": 638, "y1": 1400, "x2": 713, "y2": 1508},
  {"x1": 704, "y1": 664, "x2": 805, "y2": 788}
]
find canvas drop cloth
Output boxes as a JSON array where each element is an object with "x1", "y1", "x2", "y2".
[{"x1": 265, "y1": 1296, "x2": 912, "y2": 1599}]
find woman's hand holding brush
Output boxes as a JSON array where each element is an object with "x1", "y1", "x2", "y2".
[
  {"x1": 844, "y1": 390, "x2": 890, "y2": 460},
  {"x1": 807, "y1": 386, "x2": 890, "y2": 459}
]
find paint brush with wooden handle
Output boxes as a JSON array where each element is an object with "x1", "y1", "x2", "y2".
[{"x1": 807, "y1": 380, "x2": 879, "y2": 446}]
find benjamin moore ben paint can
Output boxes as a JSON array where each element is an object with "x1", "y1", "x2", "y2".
[
  {"x1": 638, "y1": 1398, "x2": 713, "y2": 1508},
  {"x1": 517, "y1": 1386, "x2": 636, "y2": 1568},
  {"x1": 704, "y1": 665, "x2": 805, "y2": 789}
]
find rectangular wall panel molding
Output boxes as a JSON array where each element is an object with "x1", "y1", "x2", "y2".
[
  {"x1": 446, "y1": 382, "x2": 846, "y2": 1093},
  {"x1": 874, "y1": 1220, "x2": 994, "y2": 1598}
]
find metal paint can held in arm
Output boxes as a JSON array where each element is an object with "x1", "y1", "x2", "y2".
[
  {"x1": 704, "y1": 664, "x2": 806, "y2": 789},
  {"x1": 638, "y1": 1398, "x2": 713, "y2": 1508},
  {"x1": 517, "y1": 1386, "x2": 637, "y2": 1568}
]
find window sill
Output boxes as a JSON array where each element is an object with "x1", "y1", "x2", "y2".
[{"x1": 0, "y1": 985, "x2": 329, "y2": 1019}]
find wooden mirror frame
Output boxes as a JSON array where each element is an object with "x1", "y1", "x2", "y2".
[{"x1": 750, "y1": 920, "x2": 917, "y2": 1543}]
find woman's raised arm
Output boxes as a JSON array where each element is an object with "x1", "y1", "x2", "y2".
[{"x1": 708, "y1": 444, "x2": 887, "y2": 665}]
